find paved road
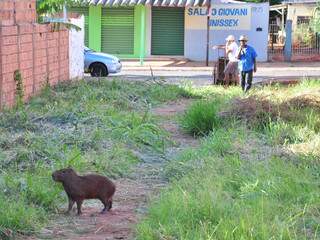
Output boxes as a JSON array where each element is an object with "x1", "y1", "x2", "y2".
[{"x1": 87, "y1": 61, "x2": 320, "y2": 86}]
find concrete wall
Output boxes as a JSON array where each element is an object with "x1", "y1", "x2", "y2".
[
  {"x1": 185, "y1": 3, "x2": 269, "y2": 61},
  {"x1": 69, "y1": 16, "x2": 84, "y2": 80},
  {"x1": 0, "y1": 0, "x2": 69, "y2": 108}
]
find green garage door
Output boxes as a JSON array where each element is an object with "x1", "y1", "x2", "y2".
[
  {"x1": 151, "y1": 7, "x2": 184, "y2": 55},
  {"x1": 69, "y1": 7, "x2": 89, "y2": 47},
  {"x1": 101, "y1": 8, "x2": 134, "y2": 55}
]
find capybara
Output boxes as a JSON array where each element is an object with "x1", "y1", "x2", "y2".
[{"x1": 52, "y1": 168, "x2": 116, "y2": 215}]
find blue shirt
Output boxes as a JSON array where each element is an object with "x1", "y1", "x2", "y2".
[{"x1": 238, "y1": 45, "x2": 257, "y2": 72}]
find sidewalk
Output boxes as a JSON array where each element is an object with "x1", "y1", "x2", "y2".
[{"x1": 116, "y1": 60, "x2": 320, "y2": 85}]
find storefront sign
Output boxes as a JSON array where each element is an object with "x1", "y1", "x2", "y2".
[{"x1": 186, "y1": 5, "x2": 251, "y2": 30}]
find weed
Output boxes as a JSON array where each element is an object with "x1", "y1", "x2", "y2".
[
  {"x1": 179, "y1": 99, "x2": 222, "y2": 136},
  {"x1": 0, "y1": 79, "x2": 188, "y2": 235}
]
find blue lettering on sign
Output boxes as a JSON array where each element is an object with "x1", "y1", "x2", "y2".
[
  {"x1": 209, "y1": 19, "x2": 239, "y2": 27},
  {"x1": 213, "y1": 8, "x2": 247, "y2": 16},
  {"x1": 188, "y1": 8, "x2": 208, "y2": 16}
]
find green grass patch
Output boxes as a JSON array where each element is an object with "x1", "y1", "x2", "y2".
[
  {"x1": 138, "y1": 80, "x2": 320, "y2": 240},
  {"x1": 0, "y1": 79, "x2": 191, "y2": 235},
  {"x1": 179, "y1": 99, "x2": 222, "y2": 136}
]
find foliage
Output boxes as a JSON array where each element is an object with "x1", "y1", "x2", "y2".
[
  {"x1": 14, "y1": 70, "x2": 24, "y2": 109},
  {"x1": 137, "y1": 80, "x2": 320, "y2": 240},
  {"x1": 311, "y1": 1, "x2": 320, "y2": 33},
  {"x1": 179, "y1": 99, "x2": 222, "y2": 136},
  {"x1": 0, "y1": 79, "x2": 190, "y2": 235}
]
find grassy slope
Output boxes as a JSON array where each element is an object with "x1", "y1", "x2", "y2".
[
  {"x1": 0, "y1": 79, "x2": 192, "y2": 236},
  {"x1": 137, "y1": 81, "x2": 320, "y2": 240}
]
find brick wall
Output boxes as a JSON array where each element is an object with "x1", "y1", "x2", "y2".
[{"x1": 0, "y1": 0, "x2": 69, "y2": 108}]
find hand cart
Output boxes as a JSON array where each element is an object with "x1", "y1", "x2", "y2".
[{"x1": 212, "y1": 45, "x2": 229, "y2": 85}]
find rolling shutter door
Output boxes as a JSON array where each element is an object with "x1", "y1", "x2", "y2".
[
  {"x1": 151, "y1": 8, "x2": 184, "y2": 55},
  {"x1": 101, "y1": 8, "x2": 134, "y2": 55},
  {"x1": 69, "y1": 7, "x2": 89, "y2": 47}
]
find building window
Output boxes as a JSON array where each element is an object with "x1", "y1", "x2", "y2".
[{"x1": 297, "y1": 16, "x2": 311, "y2": 25}]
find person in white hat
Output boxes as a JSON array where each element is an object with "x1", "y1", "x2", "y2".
[
  {"x1": 223, "y1": 35, "x2": 239, "y2": 86},
  {"x1": 237, "y1": 35, "x2": 257, "y2": 92}
]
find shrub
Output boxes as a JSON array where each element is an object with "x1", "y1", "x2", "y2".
[{"x1": 180, "y1": 99, "x2": 222, "y2": 136}]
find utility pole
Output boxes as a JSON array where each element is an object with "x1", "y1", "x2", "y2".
[{"x1": 205, "y1": 2, "x2": 211, "y2": 66}]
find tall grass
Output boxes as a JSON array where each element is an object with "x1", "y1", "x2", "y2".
[
  {"x1": 179, "y1": 100, "x2": 222, "y2": 136},
  {"x1": 137, "y1": 80, "x2": 320, "y2": 240},
  {"x1": 0, "y1": 79, "x2": 191, "y2": 235},
  {"x1": 138, "y1": 126, "x2": 320, "y2": 240}
]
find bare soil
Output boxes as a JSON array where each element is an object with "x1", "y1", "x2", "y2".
[{"x1": 24, "y1": 99, "x2": 197, "y2": 240}]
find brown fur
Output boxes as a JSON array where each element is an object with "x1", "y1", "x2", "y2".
[{"x1": 52, "y1": 168, "x2": 116, "y2": 215}]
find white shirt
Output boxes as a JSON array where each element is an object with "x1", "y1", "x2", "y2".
[{"x1": 226, "y1": 42, "x2": 238, "y2": 62}]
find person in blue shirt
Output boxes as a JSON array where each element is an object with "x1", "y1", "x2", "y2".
[{"x1": 236, "y1": 35, "x2": 257, "y2": 92}]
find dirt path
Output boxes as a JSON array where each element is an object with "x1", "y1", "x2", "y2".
[{"x1": 26, "y1": 99, "x2": 197, "y2": 240}]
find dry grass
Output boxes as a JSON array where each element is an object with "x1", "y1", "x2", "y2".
[{"x1": 219, "y1": 92, "x2": 320, "y2": 129}]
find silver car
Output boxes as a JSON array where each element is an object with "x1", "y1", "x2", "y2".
[{"x1": 84, "y1": 47, "x2": 122, "y2": 77}]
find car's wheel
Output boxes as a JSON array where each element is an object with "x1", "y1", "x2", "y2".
[{"x1": 89, "y1": 63, "x2": 108, "y2": 77}]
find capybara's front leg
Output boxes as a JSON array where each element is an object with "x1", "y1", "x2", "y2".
[
  {"x1": 66, "y1": 198, "x2": 75, "y2": 214},
  {"x1": 76, "y1": 200, "x2": 83, "y2": 215}
]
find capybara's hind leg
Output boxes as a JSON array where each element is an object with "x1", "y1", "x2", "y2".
[{"x1": 108, "y1": 200, "x2": 112, "y2": 210}]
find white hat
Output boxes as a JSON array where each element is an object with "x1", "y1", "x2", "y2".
[
  {"x1": 239, "y1": 35, "x2": 249, "y2": 41},
  {"x1": 225, "y1": 35, "x2": 235, "y2": 41}
]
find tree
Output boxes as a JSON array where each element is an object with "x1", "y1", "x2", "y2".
[
  {"x1": 36, "y1": 0, "x2": 85, "y2": 20},
  {"x1": 312, "y1": 1, "x2": 320, "y2": 33}
]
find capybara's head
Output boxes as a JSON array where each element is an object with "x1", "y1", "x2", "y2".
[{"x1": 52, "y1": 168, "x2": 77, "y2": 182}]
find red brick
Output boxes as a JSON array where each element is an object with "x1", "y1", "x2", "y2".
[
  {"x1": 34, "y1": 24, "x2": 49, "y2": 33},
  {"x1": 20, "y1": 51, "x2": 33, "y2": 61},
  {"x1": 19, "y1": 42, "x2": 33, "y2": 52},
  {"x1": 2, "y1": 62, "x2": 19, "y2": 74},
  {"x1": 34, "y1": 41, "x2": 47, "y2": 49},
  {"x1": 0, "y1": 1, "x2": 14, "y2": 10},
  {"x1": 34, "y1": 49, "x2": 46, "y2": 58},
  {"x1": 34, "y1": 57, "x2": 47, "y2": 67},
  {"x1": 0, "y1": 25, "x2": 18, "y2": 36},
  {"x1": 0, "y1": 10, "x2": 14, "y2": 22},
  {"x1": 2, "y1": 53, "x2": 18, "y2": 65},
  {"x1": 46, "y1": 32, "x2": 54, "y2": 40},
  {"x1": 18, "y1": 24, "x2": 33, "y2": 34},
  {"x1": 52, "y1": 32, "x2": 59, "y2": 39},
  {"x1": 34, "y1": 32, "x2": 46, "y2": 41},
  {"x1": 48, "y1": 57, "x2": 58, "y2": 64},
  {"x1": 2, "y1": 35, "x2": 18, "y2": 46},
  {"x1": 34, "y1": 65, "x2": 46, "y2": 75},
  {"x1": 47, "y1": 39, "x2": 57, "y2": 48},
  {"x1": 23, "y1": 77, "x2": 34, "y2": 86},
  {"x1": 21, "y1": 68, "x2": 33, "y2": 78},
  {"x1": 20, "y1": 34, "x2": 33, "y2": 43},
  {"x1": 1, "y1": 44, "x2": 18, "y2": 55},
  {"x1": 20, "y1": 61, "x2": 33, "y2": 71},
  {"x1": 48, "y1": 48, "x2": 57, "y2": 55},
  {"x1": 2, "y1": 83, "x2": 15, "y2": 93},
  {"x1": 1, "y1": 73, "x2": 14, "y2": 86}
]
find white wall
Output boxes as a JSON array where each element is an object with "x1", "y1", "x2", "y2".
[
  {"x1": 184, "y1": 3, "x2": 270, "y2": 61},
  {"x1": 69, "y1": 16, "x2": 84, "y2": 80}
]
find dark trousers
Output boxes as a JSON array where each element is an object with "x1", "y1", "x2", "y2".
[{"x1": 241, "y1": 70, "x2": 253, "y2": 92}]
